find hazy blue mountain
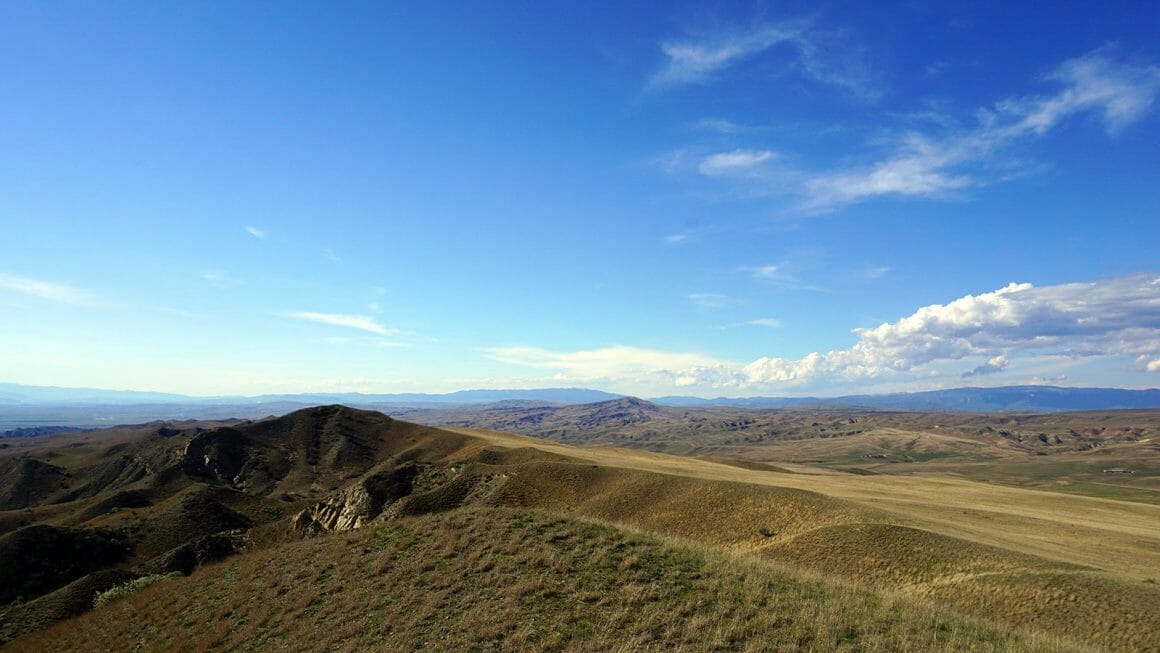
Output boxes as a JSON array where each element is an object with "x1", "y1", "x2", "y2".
[
  {"x1": 651, "y1": 386, "x2": 1160, "y2": 413},
  {"x1": 0, "y1": 383, "x2": 195, "y2": 405},
  {"x1": 0, "y1": 384, "x2": 624, "y2": 430},
  {"x1": 5, "y1": 382, "x2": 1159, "y2": 431},
  {"x1": 0, "y1": 383, "x2": 622, "y2": 407},
  {"x1": 249, "y1": 388, "x2": 623, "y2": 406}
]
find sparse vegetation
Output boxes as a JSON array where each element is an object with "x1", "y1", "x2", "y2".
[
  {"x1": 10, "y1": 507, "x2": 1079, "y2": 652},
  {"x1": 92, "y1": 572, "x2": 181, "y2": 609},
  {"x1": 1, "y1": 405, "x2": 1156, "y2": 650}
]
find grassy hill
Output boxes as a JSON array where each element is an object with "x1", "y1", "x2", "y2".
[
  {"x1": 398, "y1": 400, "x2": 1160, "y2": 504},
  {"x1": 2, "y1": 405, "x2": 1157, "y2": 650},
  {"x1": 10, "y1": 507, "x2": 1075, "y2": 653}
]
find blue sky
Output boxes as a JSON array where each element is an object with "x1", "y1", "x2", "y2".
[{"x1": 1, "y1": 2, "x2": 1158, "y2": 397}]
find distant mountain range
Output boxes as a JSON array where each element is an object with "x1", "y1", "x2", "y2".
[
  {"x1": 0, "y1": 383, "x2": 621, "y2": 407},
  {"x1": 1, "y1": 382, "x2": 1158, "y2": 431},
  {"x1": 653, "y1": 385, "x2": 1160, "y2": 413}
]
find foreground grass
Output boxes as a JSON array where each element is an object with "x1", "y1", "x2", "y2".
[{"x1": 14, "y1": 507, "x2": 1079, "y2": 652}]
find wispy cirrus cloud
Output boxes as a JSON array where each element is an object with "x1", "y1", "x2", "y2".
[
  {"x1": 803, "y1": 49, "x2": 1160, "y2": 210},
  {"x1": 0, "y1": 273, "x2": 98, "y2": 306},
  {"x1": 650, "y1": 22, "x2": 805, "y2": 89},
  {"x1": 744, "y1": 263, "x2": 826, "y2": 292},
  {"x1": 662, "y1": 49, "x2": 1160, "y2": 214},
  {"x1": 854, "y1": 265, "x2": 891, "y2": 281},
  {"x1": 690, "y1": 117, "x2": 752, "y2": 134},
  {"x1": 688, "y1": 293, "x2": 741, "y2": 310},
  {"x1": 200, "y1": 269, "x2": 242, "y2": 288},
  {"x1": 648, "y1": 19, "x2": 879, "y2": 100},
  {"x1": 697, "y1": 149, "x2": 775, "y2": 176},
  {"x1": 287, "y1": 311, "x2": 397, "y2": 337},
  {"x1": 245, "y1": 226, "x2": 267, "y2": 240},
  {"x1": 491, "y1": 273, "x2": 1160, "y2": 393},
  {"x1": 718, "y1": 317, "x2": 783, "y2": 330}
]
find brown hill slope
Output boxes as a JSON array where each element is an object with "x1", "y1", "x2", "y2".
[
  {"x1": 400, "y1": 402, "x2": 1160, "y2": 504},
  {"x1": 2, "y1": 405, "x2": 1158, "y2": 650},
  {"x1": 10, "y1": 507, "x2": 1075, "y2": 653}
]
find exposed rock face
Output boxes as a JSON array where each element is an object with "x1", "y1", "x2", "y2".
[
  {"x1": 292, "y1": 463, "x2": 422, "y2": 533},
  {"x1": 181, "y1": 428, "x2": 247, "y2": 485}
]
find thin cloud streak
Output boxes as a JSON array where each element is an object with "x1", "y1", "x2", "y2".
[
  {"x1": 688, "y1": 293, "x2": 741, "y2": 310},
  {"x1": 698, "y1": 149, "x2": 775, "y2": 176},
  {"x1": 801, "y1": 50, "x2": 1160, "y2": 210},
  {"x1": 0, "y1": 273, "x2": 98, "y2": 306},
  {"x1": 287, "y1": 311, "x2": 397, "y2": 337},
  {"x1": 648, "y1": 19, "x2": 879, "y2": 99},
  {"x1": 200, "y1": 269, "x2": 241, "y2": 288},
  {"x1": 660, "y1": 50, "x2": 1160, "y2": 214},
  {"x1": 744, "y1": 264, "x2": 827, "y2": 292},
  {"x1": 650, "y1": 23, "x2": 804, "y2": 89},
  {"x1": 718, "y1": 317, "x2": 783, "y2": 330}
]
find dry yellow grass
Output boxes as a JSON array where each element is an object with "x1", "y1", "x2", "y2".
[
  {"x1": 449, "y1": 426, "x2": 1160, "y2": 578},
  {"x1": 441, "y1": 426, "x2": 1160, "y2": 650},
  {"x1": 6, "y1": 408, "x2": 1157, "y2": 650},
  {"x1": 10, "y1": 507, "x2": 1082, "y2": 653}
]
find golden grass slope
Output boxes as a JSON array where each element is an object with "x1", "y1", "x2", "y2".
[
  {"x1": 10, "y1": 507, "x2": 1079, "y2": 653},
  {"x1": 443, "y1": 426, "x2": 1160, "y2": 651},
  {"x1": 4, "y1": 407, "x2": 1158, "y2": 650}
]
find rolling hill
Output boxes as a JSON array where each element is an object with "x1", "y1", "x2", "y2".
[
  {"x1": 1, "y1": 405, "x2": 1157, "y2": 650},
  {"x1": 3, "y1": 382, "x2": 1159, "y2": 432}
]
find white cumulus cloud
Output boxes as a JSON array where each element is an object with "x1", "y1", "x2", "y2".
[
  {"x1": 490, "y1": 274, "x2": 1160, "y2": 392},
  {"x1": 962, "y1": 355, "x2": 1010, "y2": 378},
  {"x1": 741, "y1": 273, "x2": 1160, "y2": 385}
]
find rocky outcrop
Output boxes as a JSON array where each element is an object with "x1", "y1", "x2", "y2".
[
  {"x1": 292, "y1": 463, "x2": 422, "y2": 533},
  {"x1": 181, "y1": 428, "x2": 247, "y2": 485}
]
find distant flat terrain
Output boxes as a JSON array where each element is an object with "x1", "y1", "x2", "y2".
[{"x1": 397, "y1": 398, "x2": 1160, "y2": 504}]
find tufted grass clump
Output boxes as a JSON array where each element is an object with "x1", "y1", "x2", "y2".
[{"x1": 93, "y1": 572, "x2": 182, "y2": 609}]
